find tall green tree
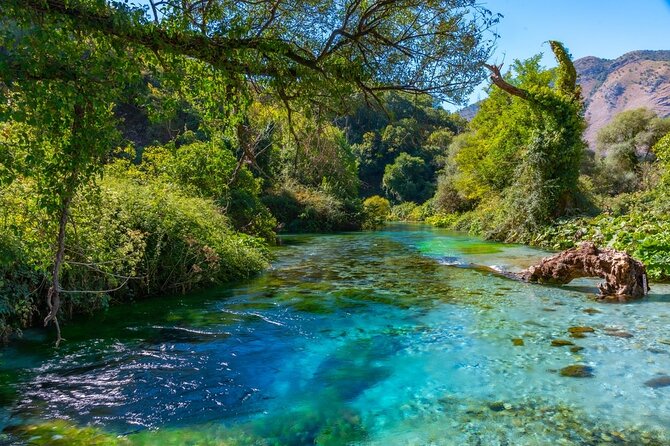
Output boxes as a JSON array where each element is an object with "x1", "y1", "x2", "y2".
[
  {"x1": 5, "y1": 0, "x2": 498, "y2": 107},
  {"x1": 437, "y1": 41, "x2": 586, "y2": 239},
  {"x1": 0, "y1": 18, "x2": 142, "y2": 343}
]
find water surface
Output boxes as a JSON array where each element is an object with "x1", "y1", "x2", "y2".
[{"x1": 1, "y1": 224, "x2": 670, "y2": 445}]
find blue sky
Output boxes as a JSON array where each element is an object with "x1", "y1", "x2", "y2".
[{"x1": 459, "y1": 0, "x2": 670, "y2": 107}]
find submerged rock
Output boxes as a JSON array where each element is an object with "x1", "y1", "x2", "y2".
[
  {"x1": 519, "y1": 242, "x2": 649, "y2": 299},
  {"x1": 644, "y1": 375, "x2": 670, "y2": 388},
  {"x1": 583, "y1": 308, "x2": 602, "y2": 315},
  {"x1": 568, "y1": 326, "x2": 595, "y2": 335},
  {"x1": 560, "y1": 365, "x2": 594, "y2": 378},
  {"x1": 570, "y1": 346, "x2": 585, "y2": 353},
  {"x1": 512, "y1": 338, "x2": 525, "y2": 346},
  {"x1": 604, "y1": 328, "x2": 634, "y2": 339},
  {"x1": 488, "y1": 402, "x2": 506, "y2": 412},
  {"x1": 551, "y1": 339, "x2": 575, "y2": 347}
]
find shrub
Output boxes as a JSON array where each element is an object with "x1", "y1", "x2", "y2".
[
  {"x1": 389, "y1": 202, "x2": 418, "y2": 221},
  {"x1": 263, "y1": 182, "x2": 363, "y2": 233},
  {"x1": 362, "y1": 195, "x2": 391, "y2": 229},
  {"x1": 124, "y1": 141, "x2": 277, "y2": 242},
  {"x1": 432, "y1": 174, "x2": 470, "y2": 214},
  {"x1": 0, "y1": 174, "x2": 270, "y2": 338},
  {"x1": 408, "y1": 199, "x2": 435, "y2": 221}
]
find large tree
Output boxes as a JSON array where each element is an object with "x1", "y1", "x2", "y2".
[{"x1": 2, "y1": 0, "x2": 498, "y2": 106}]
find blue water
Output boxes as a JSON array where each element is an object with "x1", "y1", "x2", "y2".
[{"x1": 1, "y1": 224, "x2": 670, "y2": 445}]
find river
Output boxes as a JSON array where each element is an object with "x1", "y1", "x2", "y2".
[{"x1": 1, "y1": 224, "x2": 669, "y2": 445}]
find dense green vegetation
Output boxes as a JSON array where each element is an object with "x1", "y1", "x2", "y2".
[
  {"x1": 2, "y1": 0, "x2": 670, "y2": 346},
  {"x1": 420, "y1": 46, "x2": 670, "y2": 280},
  {"x1": 0, "y1": 0, "x2": 498, "y2": 339}
]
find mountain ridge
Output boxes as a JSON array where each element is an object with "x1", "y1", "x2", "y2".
[{"x1": 575, "y1": 50, "x2": 670, "y2": 146}]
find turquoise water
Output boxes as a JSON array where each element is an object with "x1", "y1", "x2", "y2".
[{"x1": 1, "y1": 224, "x2": 670, "y2": 445}]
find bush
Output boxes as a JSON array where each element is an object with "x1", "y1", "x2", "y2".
[
  {"x1": 362, "y1": 196, "x2": 391, "y2": 229},
  {"x1": 425, "y1": 213, "x2": 460, "y2": 229},
  {"x1": 0, "y1": 174, "x2": 269, "y2": 338},
  {"x1": 408, "y1": 199, "x2": 435, "y2": 221},
  {"x1": 389, "y1": 202, "x2": 418, "y2": 221},
  {"x1": 124, "y1": 141, "x2": 277, "y2": 242},
  {"x1": 263, "y1": 182, "x2": 363, "y2": 233},
  {"x1": 433, "y1": 174, "x2": 470, "y2": 214}
]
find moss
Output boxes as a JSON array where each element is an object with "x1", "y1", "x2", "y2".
[{"x1": 8, "y1": 421, "x2": 128, "y2": 446}]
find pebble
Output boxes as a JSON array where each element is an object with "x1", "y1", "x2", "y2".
[{"x1": 604, "y1": 329, "x2": 633, "y2": 338}]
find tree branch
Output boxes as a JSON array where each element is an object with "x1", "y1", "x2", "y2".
[{"x1": 483, "y1": 63, "x2": 528, "y2": 100}]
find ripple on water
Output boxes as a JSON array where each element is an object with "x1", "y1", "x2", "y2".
[{"x1": 2, "y1": 224, "x2": 670, "y2": 444}]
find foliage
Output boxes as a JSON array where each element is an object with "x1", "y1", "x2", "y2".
[
  {"x1": 263, "y1": 182, "x2": 363, "y2": 233},
  {"x1": 431, "y1": 42, "x2": 586, "y2": 241},
  {"x1": 348, "y1": 92, "x2": 467, "y2": 197},
  {"x1": 593, "y1": 108, "x2": 670, "y2": 195},
  {"x1": 390, "y1": 202, "x2": 419, "y2": 221},
  {"x1": 0, "y1": 174, "x2": 269, "y2": 338},
  {"x1": 535, "y1": 211, "x2": 670, "y2": 281},
  {"x1": 249, "y1": 102, "x2": 361, "y2": 201},
  {"x1": 362, "y1": 196, "x2": 391, "y2": 230},
  {"x1": 382, "y1": 153, "x2": 435, "y2": 203},
  {"x1": 120, "y1": 139, "x2": 277, "y2": 242},
  {"x1": 5, "y1": 0, "x2": 499, "y2": 108},
  {"x1": 655, "y1": 132, "x2": 670, "y2": 184},
  {"x1": 433, "y1": 173, "x2": 471, "y2": 214}
]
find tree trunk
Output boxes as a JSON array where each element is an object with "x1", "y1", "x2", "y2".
[
  {"x1": 44, "y1": 195, "x2": 72, "y2": 346},
  {"x1": 519, "y1": 242, "x2": 650, "y2": 299}
]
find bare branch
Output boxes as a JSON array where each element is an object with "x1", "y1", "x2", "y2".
[{"x1": 483, "y1": 63, "x2": 529, "y2": 100}]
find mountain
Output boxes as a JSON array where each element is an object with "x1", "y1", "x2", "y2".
[
  {"x1": 575, "y1": 50, "x2": 670, "y2": 146},
  {"x1": 457, "y1": 50, "x2": 670, "y2": 148},
  {"x1": 457, "y1": 102, "x2": 481, "y2": 121}
]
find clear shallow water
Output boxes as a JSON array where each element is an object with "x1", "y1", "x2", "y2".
[{"x1": 1, "y1": 224, "x2": 670, "y2": 445}]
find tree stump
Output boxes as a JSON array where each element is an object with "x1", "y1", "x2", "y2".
[{"x1": 519, "y1": 242, "x2": 649, "y2": 299}]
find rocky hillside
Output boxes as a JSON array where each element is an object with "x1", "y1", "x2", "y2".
[{"x1": 576, "y1": 50, "x2": 670, "y2": 146}]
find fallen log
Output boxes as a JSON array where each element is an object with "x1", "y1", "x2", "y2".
[{"x1": 519, "y1": 242, "x2": 649, "y2": 299}]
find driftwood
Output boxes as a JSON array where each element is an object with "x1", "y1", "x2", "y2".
[{"x1": 519, "y1": 242, "x2": 649, "y2": 299}]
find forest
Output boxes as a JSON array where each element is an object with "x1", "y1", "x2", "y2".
[{"x1": 2, "y1": 0, "x2": 670, "y2": 342}]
